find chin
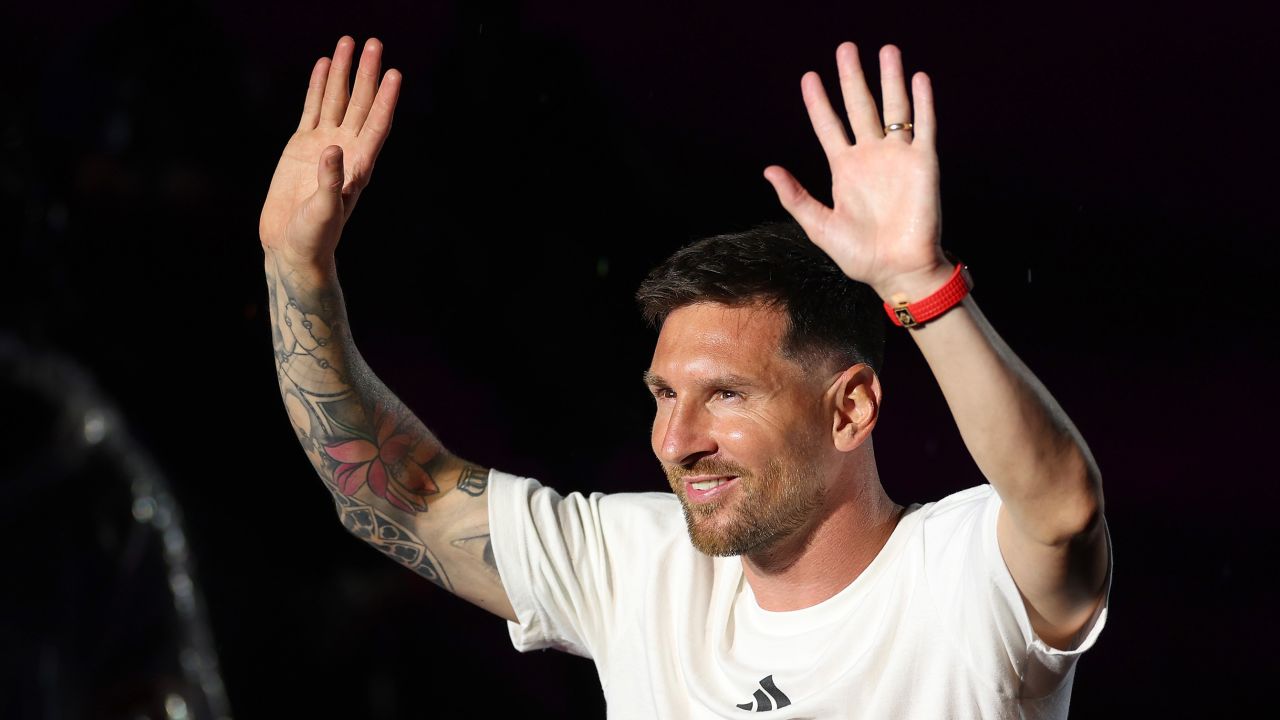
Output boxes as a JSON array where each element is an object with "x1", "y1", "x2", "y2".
[
  {"x1": 680, "y1": 486, "x2": 824, "y2": 558},
  {"x1": 682, "y1": 504, "x2": 766, "y2": 557}
]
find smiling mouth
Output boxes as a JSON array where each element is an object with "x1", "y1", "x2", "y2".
[{"x1": 683, "y1": 475, "x2": 739, "y2": 503}]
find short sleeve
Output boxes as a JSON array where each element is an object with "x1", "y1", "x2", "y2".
[
  {"x1": 487, "y1": 470, "x2": 617, "y2": 659},
  {"x1": 981, "y1": 488, "x2": 1112, "y2": 697},
  {"x1": 922, "y1": 485, "x2": 1112, "y2": 700}
]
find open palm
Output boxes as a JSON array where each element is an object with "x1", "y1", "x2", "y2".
[
  {"x1": 259, "y1": 37, "x2": 401, "y2": 268},
  {"x1": 765, "y1": 44, "x2": 947, "y2": 298}
]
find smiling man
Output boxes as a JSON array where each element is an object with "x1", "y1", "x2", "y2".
[
  {"x1": 261, "y1": 36, "x2": 1110, "y2": 718},
  {"x1": 635, "y1": 233, "x2": 903, "y2": 607}
]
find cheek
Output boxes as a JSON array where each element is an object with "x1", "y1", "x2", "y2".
[
  {"x1": 716, "y1": 417, "x2": 755, "y2": 455},
  {"x1": 715, "y1": 405, "x2": 810, "y2": 466}
]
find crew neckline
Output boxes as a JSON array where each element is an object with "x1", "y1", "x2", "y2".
[{"x1": 737, "y1": 503, "x2": 924, "y2": 632}]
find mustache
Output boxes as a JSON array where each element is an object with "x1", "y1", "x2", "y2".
[{"x1": 665, "y1": 458, "x2": 751, "y2": 482}]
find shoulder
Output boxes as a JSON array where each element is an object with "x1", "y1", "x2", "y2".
[
  {"x1": 598, "y1": 490, "x2": 685, "y2": 531},
  {"x1": 490, "y1": 469, "x2": 688, "y2": 545},
  {"x1": 911, "y1": 484, "x2": 998, "y2": 539},
  {"x1": 919, "y1": 483, "x2": 997, "y2": 518},
  {"x1": 904, "y1": 484, "x2": 1002, "y2": 578}
]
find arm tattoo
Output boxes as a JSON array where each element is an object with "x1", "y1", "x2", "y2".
[
  {"x1": 335, "y1": 493, "x2": 450, "y2": 587},
  {"x1": 451, "y1": 533, "x2": 499, "y2": 573},
  {"x1": 456, "y1": 465, "x2": 489, "y2": 497},
  {"x1": 265, "y1": 253, "x2": 490, "y2": 592}
]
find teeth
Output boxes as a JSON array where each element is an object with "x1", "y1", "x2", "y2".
[{"x1": 690, "y1": 478, "x2": 729, "y2": 491}]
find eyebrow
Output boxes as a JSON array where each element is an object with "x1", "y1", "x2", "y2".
[{"x1": 642, "y1": 370, "x2": 757, "y2": 389}]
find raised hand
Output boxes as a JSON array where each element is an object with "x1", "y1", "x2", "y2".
[
  {"x1": 259, "y1": 37, "x2": 401, "y2": 270},
  {"x1": 765, "y1": 44, "x2": 948, "y2": 299}
]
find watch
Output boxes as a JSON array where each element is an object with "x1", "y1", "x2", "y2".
[{"x1": 882, "y1": 262, "x2": 973, "y2": 329}]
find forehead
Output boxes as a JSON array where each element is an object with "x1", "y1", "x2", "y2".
[{"x1": 650, "y1": 302, "x2": 796, "y2": 380}]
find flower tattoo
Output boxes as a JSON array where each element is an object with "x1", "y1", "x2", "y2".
[{"x1": 323, "y1": 403, "x2": 439, "y2": 512}]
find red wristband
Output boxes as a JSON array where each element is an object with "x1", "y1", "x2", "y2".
[{"x1": 883, "y1": 263, "x2": 973, "y2": 328}]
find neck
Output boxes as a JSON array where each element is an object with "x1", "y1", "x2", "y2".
[{"x1": 740, "y1": 456, "x2": 902, "y2": 612}]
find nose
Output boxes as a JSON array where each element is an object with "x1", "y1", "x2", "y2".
[{"x1": 655, "y1": 399, "x2": 717, "y2": 467}]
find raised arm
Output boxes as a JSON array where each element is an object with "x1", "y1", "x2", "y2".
[
  {"x1": 260, "y1": 36, "x2": 515, "y2": 621},
  {"x1": 764, "y1": 43, "x2": 1108, "y2": 649}
]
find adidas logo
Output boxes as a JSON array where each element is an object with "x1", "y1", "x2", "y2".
[{"x1": 736, "y1": 675, "x2": 791, "y2": 712}]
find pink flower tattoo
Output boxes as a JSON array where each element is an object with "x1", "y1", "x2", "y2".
[{"x1": 323, "y1": 403, "x2": 438, "y2": 512}]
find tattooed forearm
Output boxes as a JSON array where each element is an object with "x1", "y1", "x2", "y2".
[{"x1": 264, "y1": 251, "x2": 494, "y2": 592}]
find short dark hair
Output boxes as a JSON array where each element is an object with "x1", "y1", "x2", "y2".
[{"x1": 636, "y1": 222, "x2": 885, "y2": 373}]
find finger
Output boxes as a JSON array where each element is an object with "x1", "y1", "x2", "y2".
[
  {"x1": 319, "y1": 36, "x2": 356, "y2": 127},
  {"x1": 342, "y1": 38, "x2": 383, "y2": 131},
  {"x1": 763, "y1": 166, "x2": 833, "y2": 238},
  {"x1": 835, "y1": 42, "x2": 882, "y2": 143},
  {"x1": 357, "y1": 68, "x2": 402, "y2": 160},
  {"x1": 911, "y1": 72, "x2": 937, "y2": 148},
  {"x1": 313, "y1": 145, "x2": 346, "y2": 220},
  {"x1": 800, "y1": 72, "x2": 850, "y2": 159},
  {"x1": 298, "y1": 57, "x2": 330, "y2": 132},
  {"x1": 879, "y1": 45, "x2": 913, "y2": 142}
]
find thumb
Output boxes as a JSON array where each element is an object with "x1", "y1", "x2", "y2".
[
  {"x1": 763, "y1": 165, "x2": 831, "y2": 242},
  {"x1": 312, "y1": 145, "x2": 346, "y2": 219}
]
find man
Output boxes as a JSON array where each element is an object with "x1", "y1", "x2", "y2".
[{"x1": 260, "y1": 36, "x2": 1110, "y2": 717}]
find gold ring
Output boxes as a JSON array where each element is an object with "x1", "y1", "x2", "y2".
[{"x1": 884, "y1": 122, "x2": 914, "y2": 133}]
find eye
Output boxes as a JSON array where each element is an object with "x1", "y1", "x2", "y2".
[
  {"x1": 717, "y1": 389, "x2": 741, "y2": 401},
  {"x1": 652, "y1": 388, "x2": 676, "y2": 400}
]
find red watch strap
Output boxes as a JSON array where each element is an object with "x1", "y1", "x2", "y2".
[{"x1": 882, "y1": 263, "x2": 972, "y2": 328}]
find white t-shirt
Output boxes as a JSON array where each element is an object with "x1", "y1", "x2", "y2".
[{"x1": 489, "y1": 470, "x2": 1110, "y2": 719}]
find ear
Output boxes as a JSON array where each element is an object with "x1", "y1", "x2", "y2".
[{"x1": 829, "y1": 363, "x2": 881, "y2": 452}]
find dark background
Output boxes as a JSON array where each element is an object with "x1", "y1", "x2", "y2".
[{"x1": 2, "y1": 0, "x2": 1276, "y2": 717}]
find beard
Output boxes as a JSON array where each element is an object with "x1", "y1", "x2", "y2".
[{"x1": 665, "y1": 452, "x2": 826, "y2": 557}]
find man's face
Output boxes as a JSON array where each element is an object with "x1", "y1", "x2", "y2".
[{"x1": 645, "y1": 302, "x2": 833, "y2": 557}]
